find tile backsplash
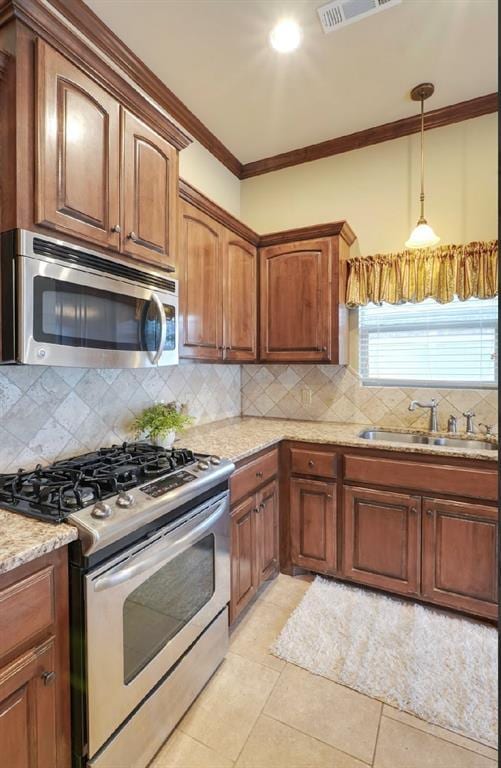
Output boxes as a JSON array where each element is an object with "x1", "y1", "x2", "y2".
[
  {"x1": 0, "y1": 360, "x2": 497, "y2": 473},
  {"x1": 241, "y1": 364, "x2": 498, "y2": 433},
  {"x1": 0, "y1": 364, "x2": 241, "y2": 472}
]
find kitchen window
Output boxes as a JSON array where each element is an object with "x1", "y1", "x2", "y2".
[{"x1": 359, "y1": 296, "x2": 498, "y2": 388}]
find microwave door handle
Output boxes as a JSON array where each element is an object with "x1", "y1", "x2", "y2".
[
  {"x1": 150, "y1": 292, "x2": 167, "y2": 365},
  {"x1": 92, "y1": 499, "x2": 225, "y2": 592}
]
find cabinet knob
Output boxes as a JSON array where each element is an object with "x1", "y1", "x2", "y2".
[
  {"x1": 128, "y1": 231, "x2": 138, "y2": 242},
  {"x1": 326, "y1": 494, "x2": 333, "y2": 499},
  {"x1": 410, "y1": 507, "x2": 417, "y2": 515},
  {"x1": 308, "y1": 460, "x2": 315, "y2": 467},
  {"x1": 41, "y1": 671, "x2": 56, "y2": 686},
  {"x1": 321, "y1": 346, "x2": 327, "y2": 352},
  {"x1": 259, "y1": 502, "x2": 265, "y2": 510},
  {"x1": 111, "y1": 224, "x2": 121, "y2": 233},
  {"x1": 426, "y1": 509, "x2": 433, "y2": 516},
  {"x1": 256, "y1": 471, "x2": 263, "y2": 478}
]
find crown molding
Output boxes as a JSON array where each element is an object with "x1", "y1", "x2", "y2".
[
  {"x1": 179, "y1": 179, "x2": 259, "y2": 245},
  {"x1": 179, "y1": 179, "x2": 356, "y2": 247},
  {"x1": 240, "y1": 92, "x2": 499, "y2": 178},
  {"x1": 259, "y1": 221, "x2": 357, "y2": 248},
  {"x1": 47, "y1": 0, "x2": 242, "y2": 176}
]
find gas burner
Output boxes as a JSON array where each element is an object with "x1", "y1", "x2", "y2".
[{"x1": 0, "y1": 442, "x2": 198, "y2": 524}]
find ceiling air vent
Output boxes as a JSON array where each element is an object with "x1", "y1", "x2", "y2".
[{"x1": 317, "y1": 0, "x2": 401, "y2": 33}]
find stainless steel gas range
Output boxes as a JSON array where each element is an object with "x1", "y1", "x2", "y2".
[{"x1": 0, "y1": 443, "x2": 235, "y2": 768}]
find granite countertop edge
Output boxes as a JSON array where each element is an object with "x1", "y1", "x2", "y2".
[{"x1": 0, "y1": 511, "x2": 78, "y2": 576}]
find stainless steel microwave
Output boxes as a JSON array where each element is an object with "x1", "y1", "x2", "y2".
[{"x1": 0, "y1": 230, "x2": 178, "y2": 368}]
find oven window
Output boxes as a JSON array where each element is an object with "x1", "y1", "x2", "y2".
[
  {"x1": 123, "y1": 534, "x2": 215, "y2": 684},
  {"x1": 33, "y1": 276, "x2": 175, "y2": 351}
]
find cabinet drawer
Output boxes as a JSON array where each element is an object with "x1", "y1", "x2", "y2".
[
  {"x1": 0, "y1": 566, "x2": 55, "y2": 660},
  {"x1": 344, "y1": 455, "x2": 498, "y2": 501},
  {"x1": 230, "y1": 449, "x2": 278, "y2": 504},
  {"x1": 290, "y1": 447, "x2": 337, "y2": 479}
]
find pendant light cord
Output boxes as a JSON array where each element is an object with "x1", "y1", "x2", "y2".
[{"x1": 420, "y1": 95, "x2": 425, "y2": 222}]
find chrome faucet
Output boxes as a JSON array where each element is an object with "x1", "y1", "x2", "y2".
[
  {"x1": 408, "y1": 399, "x2": 439, "y2": 432},
  {"x1": 463, "y1": 410, "x2": 475, "y2": 434}
]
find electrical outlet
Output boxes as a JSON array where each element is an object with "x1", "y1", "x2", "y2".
[{"x1": 301, "y1": 386, "x2": 313, "y2": 407}]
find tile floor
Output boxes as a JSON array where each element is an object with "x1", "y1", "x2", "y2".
[{"x1": 150, "y1": 575, "x2": 498, "y2": 768}]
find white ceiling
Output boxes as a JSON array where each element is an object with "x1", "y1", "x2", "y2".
[{"x1": 84, "y1": 0, "x2": 497, "y2": 164}]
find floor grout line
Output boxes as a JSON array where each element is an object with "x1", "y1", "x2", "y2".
[
  {"x1": 230, "y1": 653, "x2": 287, "y2": 765},
  {"x1": 371, "y1": 701, "x2": 384, "y2": 767},
  {"x1": 379, "y1": 713, "x2": 498, "y2": 761}
]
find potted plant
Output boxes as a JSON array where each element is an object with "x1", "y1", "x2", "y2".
[{"x1": 132, "y1": 401, "x2": 193, "y2": 448}]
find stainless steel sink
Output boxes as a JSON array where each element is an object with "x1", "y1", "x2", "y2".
[{"x1": 358, "y1": 429, "x2": 497, "y2": 451}]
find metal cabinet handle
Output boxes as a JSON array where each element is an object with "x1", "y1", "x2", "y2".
[
  {"x1": 111, "y1": 224, "x2": 121, "y2": 233},
  {"x1": 321, "y1": 346, "x2": 327, "y2": 352},
  {"x1": 308, "y1": 460, "x2": 315, "y2": 467},
  {"x1": 128, "y1": 231, "x2": 138, "y2": 241},
  {"x1": 41, "y1": 671, "x2": 56, "y2": 686},
  {"x1": 259, "y1": 502, "x2": 265, "y2": 510},
  {"x1": 326, "y1": 494, "x2": 333, "y2": 499},
  {"x1": 410, "y1": 507, "x2": 417, "y2": 514},
  {"x1": 426, "y1": 509, "x2": 433, "y2": 516},
  {"x1": 256, "y1": 471, "x2": 263, "y2": 478}
]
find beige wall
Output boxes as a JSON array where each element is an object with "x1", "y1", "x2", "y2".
[
  {"x1": 179, "y1": 142, "x2": 241, "y2": 218},
  {"x1": 240, "y1": 113, "x2": 497, "y2": 255}
]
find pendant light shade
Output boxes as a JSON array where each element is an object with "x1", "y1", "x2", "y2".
[{"x1": 406, "y1": 83, "x2": 440, "y2": 250}]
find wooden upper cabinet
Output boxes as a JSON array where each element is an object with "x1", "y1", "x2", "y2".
[
  {"x1": 260, "y1": 237, "x2": 346, "y2": 363},
  {"x1": 36, "y1": 39, "x2": 120, "y2": 250},
  {"x1": 178, "y1": 201, "x2": 223, "y2": 360},
  {"x1": 422, "y1": 498, "x2": 498, "y2": 619},
  {"x1": 222, "y1": 230, "x2": 257, "y2": 361},
  {"x1": 343, "y1": 486, "x2": 421, "y2": 596},
  {"x1": 122, "y1": 110, "x2": 178, "y2": 268}
]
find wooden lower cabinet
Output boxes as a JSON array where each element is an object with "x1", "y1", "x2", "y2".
[
  {"x1": 0, "y1": 549, "x2": 71, "y2": 767},
  {"x1": 290, "y1": 478, "x2": 337, "y2": 573},
  {"x1": 343, "y1": 486, "x2": 421, "y2": 596},
  {"x1": 0, "y1": 638, "x2": 57, "y2": 768},
  {"x1": 256, "y1": 480, "x2": 279, "y2": 582},
  {"x1": 422, "y1": 498, "x2": 498, "y2": 619},
  {"x1": 230, "y1": 495, "x2": 259, "y2": 622},
  {"x1": 230, "y1": 476, "x2": 279, "y2": 623}
]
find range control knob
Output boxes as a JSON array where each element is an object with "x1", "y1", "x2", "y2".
[
  {"x1": 197, "y1": 461, "x2": 210, "y2": 471},
  {"x1": 91, "y1": 501, "x2": 112, "y2": 519},
  {"x1": 116, "y1": 491, "x2": 135, "y2": 508},
  {"x1": 210, "y1": 456, "x2": 221, "y2": 465}
]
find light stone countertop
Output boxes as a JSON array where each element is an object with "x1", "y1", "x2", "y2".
[
  {"x1": 0, "y1": 509, "x2": 78, "y2": 576},
  {"x1": 180, "y1": 417, "x2": 499, "y2": 465},
  {"x1": 0, "y1": 417, "x2": 496, "y2": 577}
]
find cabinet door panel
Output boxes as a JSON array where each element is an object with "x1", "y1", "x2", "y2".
[
  {"x1": 256, "y1": 480, "x2": 279, "y2": 582},
  {"x1": 179, "y1": 202, "x2": 223, "y2": 360},
  {"x1": 260, "y1": 239, "x2": 331, "y2": 361},
  {"x1": 422, "y1": 498, "x2": 498, "y2": 619},
  {"x1": 0, "y1": 638, "x2": 56, "y2": 768},
  {"x1": 343, "y1": 487, "x2": 420, "y2": 595},
  {"x1": 290, "y1": 478, "x2": 336, "y2": 572},
  {"x1": 36, "y1": 40, "x2": 120, "y2": 249},
  {"x1": 230, "y1": 496, "x2": 258, "y2": 622},
  {"x1": 122, "y1": 110, "x2": 177, "y2": 268},
  {"x1": 223, "y1": 232, "x2": 257, "y2": 361}
]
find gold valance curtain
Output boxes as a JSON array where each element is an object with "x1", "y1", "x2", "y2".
[{"x1": 345, "y1": 240, "x2": 498, "y2": 308}]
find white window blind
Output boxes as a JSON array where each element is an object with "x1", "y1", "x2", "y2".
[{"x1": 359, "y1": 297, "x2": 498, "y2": 388}]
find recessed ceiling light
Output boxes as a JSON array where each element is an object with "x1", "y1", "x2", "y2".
[{"x1": 269, "y1": 19, "x2": 302, "y2": 53}]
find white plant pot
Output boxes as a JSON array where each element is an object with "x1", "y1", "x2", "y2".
[{"x1": 152, "y1": 430, "x2": 176, "y2": 449}]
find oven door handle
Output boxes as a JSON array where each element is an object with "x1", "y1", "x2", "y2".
[
  {"x1": 92, "y1": 500, "x2": 225, "y2": 592},
  {"x1": 150, "y1": 292, "x2": 167, "y2": 365}
]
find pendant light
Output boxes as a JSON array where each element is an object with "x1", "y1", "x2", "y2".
[{"x1": 405, "y1": 82, "x2": 440, "y2": 250}]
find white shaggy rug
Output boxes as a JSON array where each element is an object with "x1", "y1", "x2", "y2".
[{"x1": 272, "y1": 577, "x2": 498, "y2": 747}]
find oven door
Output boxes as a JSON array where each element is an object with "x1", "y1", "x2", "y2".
[
  {"x1": 18, "y1": 255, "x2": 178, "y2": 367},
  {"x1": 84, "y1": 492, "x2": 230, "y2": 758}
]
